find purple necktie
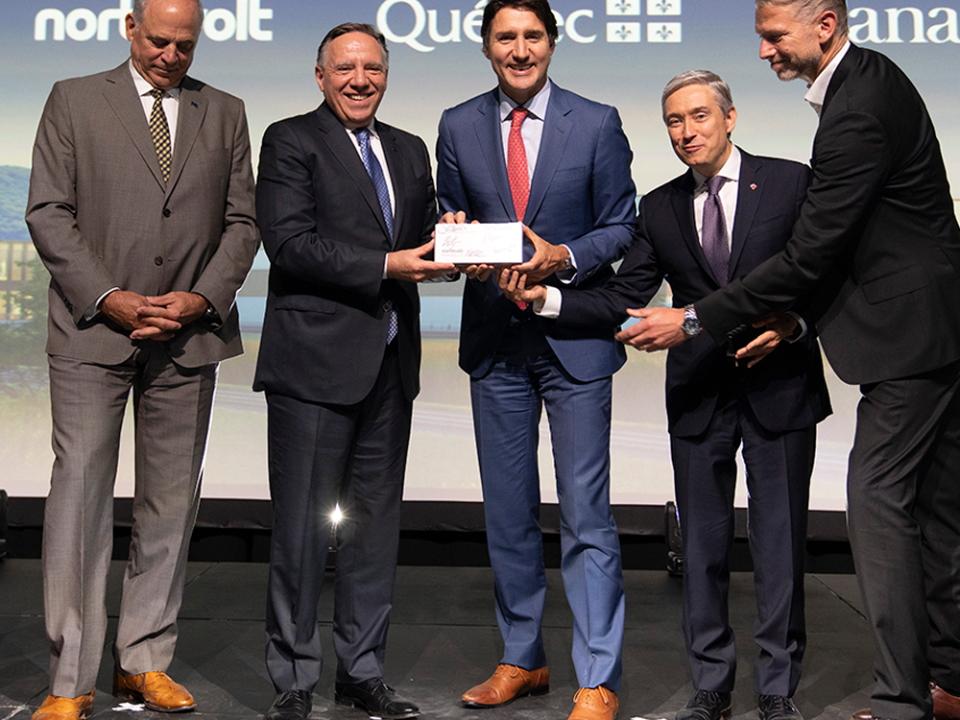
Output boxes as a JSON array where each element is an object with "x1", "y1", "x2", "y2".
[{"x1": 702, "y1": 175, "x2": 729, "y2": 284}]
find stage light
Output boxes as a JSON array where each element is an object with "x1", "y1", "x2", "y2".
[{"x1": 331, "y1": 503, "x2": 342, "y2": 526}]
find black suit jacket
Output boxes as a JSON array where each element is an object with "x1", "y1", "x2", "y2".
[
  {"x1": 253, "y1": 102, "x2": 437, "y2": 404},
  {"x1": 560, "y1": 150, "x2": 831, "y2": 437},
  {"x1": 697, "y1": 45, "x2": 960, "y2": 385}
]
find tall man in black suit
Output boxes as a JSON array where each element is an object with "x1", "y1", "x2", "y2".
[
  {"x1": 627, "y1": 4, "x2": 960, "y2": 720},
  {"x1": 502, "y1": 70, "x2": 831, "y2": 720},
  {"x1": 253, "y1": 23, "x2": 454, "y2": 720}
]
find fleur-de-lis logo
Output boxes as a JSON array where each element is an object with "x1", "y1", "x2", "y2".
[
  {"x1": 614, "y1": 24, "x2": 634, "y2": 40},
  {"x1": 613, "y1": 0, "x2": 633, "y2": 13},
  {"x1": 655, "y1": 24, "x2": 674, "y2": 40},
  {"x1": 655, "y1": 1, "x2": 674, "y2": 12}
]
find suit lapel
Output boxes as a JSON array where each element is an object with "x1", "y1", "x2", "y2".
[
  {"x1": 526, "y1": 86, "x2": 572, "y2": 225},
  {"x1": 729, "y1": 149, "x2": 763, "y2": 277},
  {"x1": 315, "y1": 103, "x2": 392, "y2": 245},
  {"x1": 473, "y1": 90, "x2": 514, "y2": 220},
  {"x1": 102, "y1": 63, "x2": 166, "y2": 190},
  {"x1": 167, "y1": 77, "x2": 207, "y2": 195},
  {"x1": 822, "y1": 43, "x2": 859, "y2": 118},
  {"x1": 671, "y1": 171, "x2": 720, "y2": 285}
]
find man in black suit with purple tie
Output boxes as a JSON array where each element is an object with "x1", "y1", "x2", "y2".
[{"x1": 626, "y1": 3, "x2": 960, "y2": 720}]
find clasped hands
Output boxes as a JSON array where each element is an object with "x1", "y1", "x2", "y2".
[
  {"x1": 100, "y1": 290, "x2": 209, "y2": 342},
  {"x1": 438, "y1": 211, "x2": 570, "y2": 286}
]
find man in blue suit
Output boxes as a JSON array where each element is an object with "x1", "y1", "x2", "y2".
[
  {"x1": 502, "y1": 71, "x2": 832, "y2": 720},
  {"x1": 435, "y1": 1, "x2": 636, "y2": 718}
]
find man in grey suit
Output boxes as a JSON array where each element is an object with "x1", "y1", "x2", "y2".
[{"x1": 24, "y1": 0, "x2": 258, "y2": 718}]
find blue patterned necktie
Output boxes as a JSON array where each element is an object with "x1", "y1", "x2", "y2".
[
  {"x1": 702, "y1": 175, "x2": 729, "y2": 284},
  {"x1": 148, "y1": 88, "x2": 172, "y2": 183},
  {"x1": 355, "y1": 127, "x2": 398, "y2": 344},
  {"x1": 355, "y1": 128, "x2": 394, "y2": 239}
]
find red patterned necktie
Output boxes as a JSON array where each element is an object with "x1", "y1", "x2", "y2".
[
  {"x1": 507, "y1": 107, "x2": 530, "y2": 309},
  {"x1": 507, "y1": 107, "x2": 530, "y2": 222}
]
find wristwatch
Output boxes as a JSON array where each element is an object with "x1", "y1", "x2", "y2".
[
  {"x1": 682, "y1": 304, "x2": 701, "y2": 337},
  {"x1": 202, "y1": 302, "x2": 222, "y2": 330}
]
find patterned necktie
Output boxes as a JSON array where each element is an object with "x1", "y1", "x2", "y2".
[
  {"x1": 355, "y1": 127, "x2": 398, "y2": 343},
  {"x1": 702, "y1": 175, "x2": 729, "y2": 284},
  {"x1": 148, "y1": 88, "x2": 172, "y2": 183},
  {"x1": 355, "y1": 128, "x2": 394, "y2": 240},
  {"x1": 507, "y1": 107, "x2": 530, "y2": 222}
]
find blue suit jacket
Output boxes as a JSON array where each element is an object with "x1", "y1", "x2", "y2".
[
  {"x1": 436, "y1": 84, "x2": 636, "y2": 382},
  {"x1": 560, "y1": 151, "x2": 831, "y2": 437}
]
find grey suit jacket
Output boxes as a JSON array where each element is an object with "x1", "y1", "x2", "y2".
[{"x1": 26, "y1": 62, "x2": 259, "y2": 368}]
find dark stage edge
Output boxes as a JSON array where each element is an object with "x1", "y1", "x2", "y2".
[{"x1": 1, "y1": 561, "x2": 873, "y2": 720}]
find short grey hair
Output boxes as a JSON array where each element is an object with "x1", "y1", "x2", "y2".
[
  {"x1": 317, "y1": 22, "x2": 389, "y2": 71},
  {"x1": 661, "y1": 70, "x2": 734, "y2": 124},
  {"x1": 131, "y1": 0, "x2": 204, "y2": 29},
  {"x1": 755, "y1": 0, "x2": 849, "y2": 38}
]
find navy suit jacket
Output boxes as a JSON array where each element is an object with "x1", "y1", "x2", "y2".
[
  {"x1": 436, "y1": 84, "x2": 636, "y2": 382},
  {"x1": 253, "y1": 102, "x2": 437, "y2": 405},
  {"x1": 697, "y1": 45, "x2": 960, "y2": 384},
  {"x1": 560, "y1": 151, "x2": 831, "y2": 437}
]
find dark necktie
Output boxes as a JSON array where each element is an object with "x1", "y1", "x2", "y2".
[
  {"x1": 702, "y1": 175, "x2": 729, "y2": 284},
  {"x1": 148, "y1": 88, "x2": 171, "y2": 183},
  {"x1": 355, "y1": 128, "x2": 394, "y2": 240},
  {"x1": 355, "y1": 127, "x2": 398, "y2": 343},
  {"x1": 507, "y1": 107, "x2": 530, "y2": 222}
]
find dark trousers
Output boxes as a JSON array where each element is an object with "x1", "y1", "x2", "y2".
[
  {"x1": 847, "y1": 359, "x2": 960, "y2": 720},
  {"x1": 264, "y1": 345, "x2": 412, "y2": 692},
  {"x1": 671, "y1": 397, "x2": 815, "y2": 697}
]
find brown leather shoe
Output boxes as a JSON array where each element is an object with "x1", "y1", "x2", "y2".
[
  {"x1": 932, "y1": 682, "x2": 960, "y2": 720},
  {"x1": 850, "y1": 710, "x2": 872, "y2": 720},
  {"x1": 568, "y1": 686, "x2": 619, "y2": 720},
  {"x1": 32, "y1": 692, "x2": 95, "y2": 720},
  {"x1": 461, "y1": 664, "x2": 550, "y2": 707},
  {"x1": 113, "y1": 671, "x2": 196, "y2": 712}
]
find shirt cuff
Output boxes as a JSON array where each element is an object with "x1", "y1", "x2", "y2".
[
  {"x1": 536, "y1": 286, "x2": 562, "y2": 318},
  {"x1": 786, "y1": 311, "x2": 808, "y2": 343},
  {"x1": 84, "y1": 287, "x2": 120, "y2": 321}
]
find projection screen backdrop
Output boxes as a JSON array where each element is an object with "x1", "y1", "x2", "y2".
[{"x1": 1, "y1": 0, "x2": 959, "y2": 512}]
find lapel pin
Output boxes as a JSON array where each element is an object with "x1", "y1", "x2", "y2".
[
  {"x1": 191, "y1": 101, "x2": 198, "y2": 108},
  {"x1": 750, "y1": 183, "x2": 757, "y2": 190}
]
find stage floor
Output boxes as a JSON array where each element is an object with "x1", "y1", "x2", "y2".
[{"x1": 0, "y1": 560, "x2": 874, "y2": 720}]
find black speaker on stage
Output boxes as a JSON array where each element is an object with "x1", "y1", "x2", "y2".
[
  {"x1": 0, "y1": 490, "x2": 8, "y2": 560},
  {"x1": 665, "y1": 500, "x2": 682, "y2": 577}
]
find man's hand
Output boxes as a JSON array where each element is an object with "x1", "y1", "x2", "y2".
[
  {"x1": 734, "y1": 313, "x2": 799, "y2": 368},
  {"x1": 498, "y1": 268, "x2": 547, "y2": 306},
  {"x1": 386, "y1": 240, "x2": 458, "y2": 282},
  {"x1": 614, "y1": 307, "x2": 689, "y2": 352},
  {"x1": 100, "y1": 290, "x2": 151, "y2": 332},
  {"x1": 508, "y1": 225, "x2": 569, "y2": 284},
  {"x1": 130, "y1": 291, "x2": 208, "y2": 341}
]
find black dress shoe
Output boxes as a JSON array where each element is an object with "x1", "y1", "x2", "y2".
[
  {"x1": 677, "y1": 690, "x2": 732, "y2": 720},
  {"x1": 335, "y1": 678, "x2": 419, "y2": 719},
  {"x1": 758, "y1": 695, "x2": 803, "y2": 720},
  {"x1": 265, "y1": 690, "x2": 311, "y2": 720}
]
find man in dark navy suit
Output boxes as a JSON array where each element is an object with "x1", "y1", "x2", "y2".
[
  {"x1": 503, "y1": 71, "x2": 831, "y2": 720},
  {"x1": 253, "y1": 22, "x2": 453, "y2": 720},
  {"x1": 627, "y1": 3, "x2": 960, "y2": 720},
  {"x1": 435, "y1": 1, "x2": 636, "y2": 718}
]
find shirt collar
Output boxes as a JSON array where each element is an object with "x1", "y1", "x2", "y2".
[
  {"x1": 351, "y1": 118, "x2": 381, "y2": 139},
  {"x1": 128, "y1": 58, "x2": 182, "y2": 100},
  {"x1": 805, "y1": 40, "x2": 850, "y2": 115},
  {"x1": 498, "y1": 79, "x2": 552, "y2": 123},
  {"x1": 692, "y1": 145, "x2": 742, "y2": 192}
]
